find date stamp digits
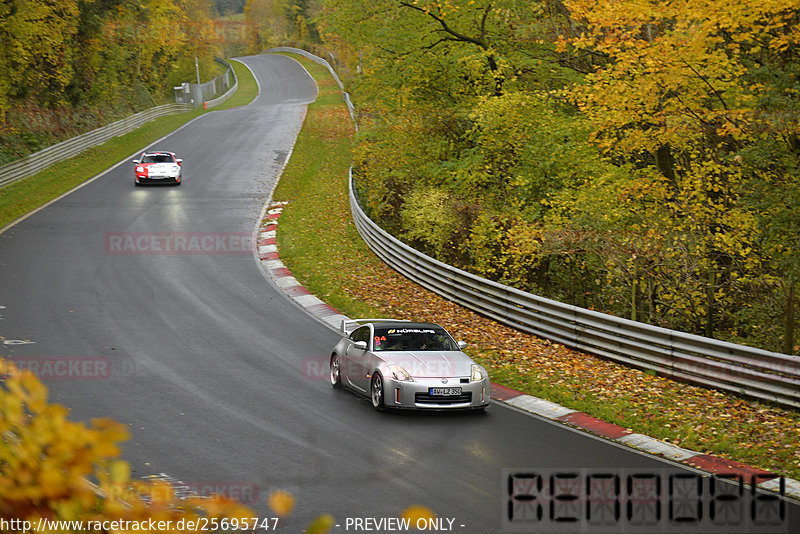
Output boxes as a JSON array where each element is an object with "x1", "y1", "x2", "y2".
[{"x1": 503, "y1": 468, "x2": 787, "y2": 533}]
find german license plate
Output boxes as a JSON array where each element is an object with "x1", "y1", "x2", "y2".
[{"x1": 429, "y1": 387, "x2": 462, "y2": 396}]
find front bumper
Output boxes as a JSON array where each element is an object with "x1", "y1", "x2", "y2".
[
  {"x1": 136, "y1": 173, "x2": 181, "y2": 183},
  {"x1": 384, "y1": 376, "x2": 490, "y2": 410}
]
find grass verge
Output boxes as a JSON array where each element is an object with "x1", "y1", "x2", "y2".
[
  {"x1": 0, "y1": 59, "x2": 258, "y2": 230},
  {"x1": 272, "y1": 53, "x2": 800, "y2": 481}
]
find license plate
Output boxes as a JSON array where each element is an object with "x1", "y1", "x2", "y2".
[{"x1": 429, "y1": 387, "x2": 462, "y2": 396}]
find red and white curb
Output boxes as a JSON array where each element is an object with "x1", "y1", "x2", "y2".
[
  {"x1": 255, "y1": 203, "x2": 348, "y2": 330},
  {"x1": 254, "y1": 203, "x2": 800, "y2": 503}
]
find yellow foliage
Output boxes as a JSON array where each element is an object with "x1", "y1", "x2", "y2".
[
  {"x1": 402, "y1": 505, "x2": 437, "y2": 527},
  {"x1": 564, "y1": 0, "x2": 798, "y2": 154},
  {"x1": 305, "y1": 513, "x2": 336, "y2": 534},
  {"x1": 1, "y1": 360, "x2": 434, "y2": 531},
  {"x1": 0, "y1": 359, "x2": 253, "y2": 528},
  {"x1": 267, "y1": 489, "x2": 295, "y2": 517}
]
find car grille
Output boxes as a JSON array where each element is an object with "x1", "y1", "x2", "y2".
[{"x1": 415, "y1": 392, "x2": 473, "y2": 405}]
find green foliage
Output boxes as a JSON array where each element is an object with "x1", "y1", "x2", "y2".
[
  {"x1": 0, "y1": 0, "x2": 223, "y2": 162},
  {"x1": 400, "y1": 188, "x2": 460, "y2": 257},
  {"x1": 317, "y1": 0, "x2": 800, "y2": 354},
  {"x1": 244, "y1": 0, "x2": 320, "y2": 51},
  {"x1": 0, "y1": 0, "x2": 80, "y2": 108},
  {"x1": 285, "y1": 0, "x2": 320, "y2": 43}
]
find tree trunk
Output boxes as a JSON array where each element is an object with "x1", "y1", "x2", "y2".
[
  {"x1": 785, "y1": 280, "x2": 796, "y2": 355},
  {"x1": 655, "y1": 144, "x2": 676, "y2": 182}
]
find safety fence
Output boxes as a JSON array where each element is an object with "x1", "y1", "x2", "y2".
[
  {"x1": 348, "y1": 169, "x2": 800, "y2": 409},
  {"x1": 1, "y1": 58, "x2": 240, "y2": 189},
  {"x1": 203, "y1": 58, "x2": 238, "y2": 109},
  {"x1": 177, "y1": 58, "x2": 238, "y2": 109}
]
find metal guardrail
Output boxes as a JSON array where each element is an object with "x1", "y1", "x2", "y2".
[
  {"x1": 268, "y1": 46, "x2": 800, "y2": 409},
  {"x1": 0, "y1": 57, "x2": 241, "y2": 189},
  {"x1": 348, "y1": 169, "x2": 800, "y2": 409},
  {"x1": 0, "y1": 104, "x2": 190, "y2": 189},
  {"x1": 185, "y1": 57, "x2": 237, "y2": 109}
]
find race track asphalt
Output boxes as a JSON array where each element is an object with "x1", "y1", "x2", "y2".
[{"x1": 1, "y1": 53, "x2": 797, "y2": 533}]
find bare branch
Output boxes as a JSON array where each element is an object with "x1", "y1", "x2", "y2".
[{"x1": 398, "y1": 1, "x2": 489, "y2": 50}]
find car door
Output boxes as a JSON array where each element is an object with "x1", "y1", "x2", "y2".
[{"x1": 343, "y1": 325, "x2": 371, "y2": 393}]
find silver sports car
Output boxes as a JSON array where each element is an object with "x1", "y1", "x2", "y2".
[{"x1": 330, "y1": 319, "x2": 490, "y2": 411}]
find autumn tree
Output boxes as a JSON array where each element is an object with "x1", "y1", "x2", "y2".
[
  {"x1": 245, "y1": 0, "x2": 289, "y2": 52},
  {"x1": 313, "y1": 0, "x2": 799, "y2": 352},
  {"x1": 0, "y1": 0, "x2": 224, "y2": 162},
  {"x1": 559, "y1": 0, "x2": 800, "y2": 343},
  {"x1": 0, "y1": 0, "x2": 80, "y2": 108},
  {"x1": 1, "y1": 358, "x2": 431, "y2": 533}
]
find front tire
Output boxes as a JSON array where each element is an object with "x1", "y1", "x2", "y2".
[
  {"x1": 330, "y1": 354, "x2": 342, "y2": 389},
  {"x1": 370, "y1": 372, "x2": 385, "y2": 411}
]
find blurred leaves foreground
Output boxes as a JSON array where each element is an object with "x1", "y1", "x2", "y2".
[{"x1": 0, "y1": 359, "x2": 437, "y2": 532}]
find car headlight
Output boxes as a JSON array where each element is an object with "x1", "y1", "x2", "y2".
[
  {"x1": 136, "y1": 166, "x2": 144, "y2": 173},
  {"x1": 471, "y1": 364, "x2": 485, "y2": 382},
  {"x1": 388, "y1": 364, "x2": 413, "y2": 382}
]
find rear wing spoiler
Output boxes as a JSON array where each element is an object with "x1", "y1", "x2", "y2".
[{"x1": 339, "y1": 318, "x2": 410, "y2": 336}]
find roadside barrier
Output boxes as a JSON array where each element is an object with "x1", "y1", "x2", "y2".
[
  {"x1": 0, "y1": 58, "x2": 239, "y2": 189},
  {"x1": 269, "y1": 46, "x2": 800, "y2": 409},
  {"x1": 0, "y1": 104, "x2": 190, "y2": 188}
]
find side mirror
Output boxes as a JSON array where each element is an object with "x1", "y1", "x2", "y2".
[
  {"x1": 132, "y1": 159, "x2": 140, "y2": 164},
  {"x1": 176, "y1": 159, "x2": 183, "y2": 164},
  {"x1": 353, "y1": 340, "x2": 368, "y2": 350},
  {"x1": 457, "y1": 340, "x2": 468, "y2": 350}
]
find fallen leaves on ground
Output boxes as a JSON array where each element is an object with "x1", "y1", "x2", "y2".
[{"x1": 320, "y1": 243, "x2": 800, "y2": 479}]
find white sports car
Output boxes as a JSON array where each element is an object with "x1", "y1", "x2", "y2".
[
  {"x1": 330, "y1": 319, "x2": 490, "y2": 411},
  {"x1": 132, "y1": 151, "x2": 182, "y2": 185}
]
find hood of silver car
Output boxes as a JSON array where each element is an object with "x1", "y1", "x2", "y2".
[{"x1": 384, "y1": 351, "x2": 474, "y2": 378}]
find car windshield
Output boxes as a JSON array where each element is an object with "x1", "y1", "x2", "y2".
[
  {"x1": 141, "y1": 154, "x2": 174, "y2": 163},
  {"x1": 372, "y1": 327, "x2": 459, "y2": 351}
]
